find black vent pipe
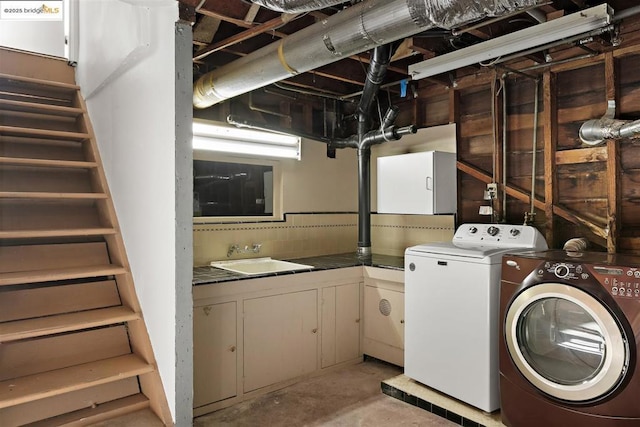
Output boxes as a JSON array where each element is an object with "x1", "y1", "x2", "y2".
[{"x1": 330, "y1": 43, "x2": 417, "y2": 259}]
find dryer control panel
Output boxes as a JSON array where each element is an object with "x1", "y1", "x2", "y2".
[
  {"x1": 538, "y1": 261, "x2": 640, "y2": 299},
  {"x1": 591, "y1": 265, "x2": 640, "y2": 299}
]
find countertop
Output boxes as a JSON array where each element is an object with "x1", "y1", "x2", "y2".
[{"x1": 193, "y1": 252, "x2": 404, "y2": 285}]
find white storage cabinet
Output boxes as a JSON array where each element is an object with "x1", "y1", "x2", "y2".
[{"x1": 377, "y1": 151, "x2": 456, "y2": 214}]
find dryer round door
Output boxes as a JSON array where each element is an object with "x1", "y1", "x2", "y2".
[{"x1": 505, "y1": 283, "x2": 629, "y2": 402}]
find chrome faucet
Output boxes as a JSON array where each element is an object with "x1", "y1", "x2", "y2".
[
  {"x1": 227, "y1": 243, "x2": 262, "y2": 257},
  {"x1": 227, "y1": 244, "x2": 240, "y2": 257}
]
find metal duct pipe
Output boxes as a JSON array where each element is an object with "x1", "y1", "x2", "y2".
[
  {"x1": 356, "y1": 44, "x2": 394, "y2": 258},
  {"x1": 251, "y1": 0, "x2": 350, "y2": 13},
  {"x1": 579, "y1": 118, "x2": 640, "y2": 145},
  {"x1": 194, "y1": 0, "x2": 541, "y2": 108}
]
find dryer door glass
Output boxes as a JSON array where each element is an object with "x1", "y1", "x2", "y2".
[
  {"x1": 505, "y1": 283, "x2": 629, "y2": 402},
  {"x1": 518, "y1": 298, "x2": 604, "y2": 385}
]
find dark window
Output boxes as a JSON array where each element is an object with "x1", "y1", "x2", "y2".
[{"x1": 194, "y1": 160, "x2": 272, "y2": 217}]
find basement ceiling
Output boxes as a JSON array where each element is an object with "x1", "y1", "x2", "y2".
[{"x1": 180, "y1": 0, "x2": 640, "y2": 105}]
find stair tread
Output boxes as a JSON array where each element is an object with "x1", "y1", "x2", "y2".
[
  {"x1": 0, "y1": 354, "x2": 154, "y2": 409},
  {"x1": 0, "y1": 264, "x2": 127, "y2": 286},
  {"x1": 0, "y1": 306, "x2": 140, "y2": 342},
  {"x1": 0, "y1": 156, "x2": 97, "y2": 168},
  {"x1": 0, "y1": 99, "x2": 83, "y2": 116},
  {"x1": 0, "y1": 228, "x2": 116, "y2": 239},
  {"x1": 0, "y1": 73, "x2": 80, "y2": 91},
  {"x1": 25, "y1": 394, "x2": 152, "y2": 427},
  {"x1": 0, "y1": 191, "x2": 107, "y2": 199},
  {"x1": 0, "y1": 125, "x2": 89, "y2": 140}
]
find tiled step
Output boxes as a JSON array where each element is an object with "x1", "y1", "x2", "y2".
[
  {"x1": 26, "y1": 394, "x2": 154, "y2": 427},
  {"x1": 0, "y1": 99, "x2": 83, "y2": 118},
  {"x1": 0, "y1": 228, "x2": 116, "y2": 239},
  {"x1": 0, "y1": 354, "x2": 154, "y2": 409},
  {"x1": 0, "y1": 73, "x2": 78, "y2": 108},
  {"x1": 0, "y1": 126, "x2": 89, "y2": 141},
  {"x1": 0, "y1": 72, "x2": 79, "y2": 91},
  {"x1": 0, "y1": 306, "x2": 140, "y2": 342},
  {"x1": 0, "y1": 192, "x2": 107, "y2": 200},
  {"x1": 0, "y1": 265, "x2": 127, "y2": 287},
  {"x1": 0, "y1": 157, "x2": 96, "y2": 169}
]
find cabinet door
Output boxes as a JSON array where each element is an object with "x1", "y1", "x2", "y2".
[
  {"x1": 193, "y1": 301, "x2": 237, "y2": 407},
  {"x1": 321, "y1": 282, "x2": 361, "y2": 368},
  {"x1": 243, "y1": 290, "x2": 318, "y2": 392},
  {"x1": 364, "y1": 286, "x2": 404, "y2": 349}
]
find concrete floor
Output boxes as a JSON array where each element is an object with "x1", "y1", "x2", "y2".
[{"x1": 194, "y1": 358, "x2": 457, "y2": 427}]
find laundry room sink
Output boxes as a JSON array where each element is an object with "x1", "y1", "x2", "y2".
[{"x1": 210, "y1": 257, "x2": 314, "y2": 275}]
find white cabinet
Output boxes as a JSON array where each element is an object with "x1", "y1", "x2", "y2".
[
  {"x1": 243, "y1": 290, "x2": 318, "y2": 392},
  {"x1": 193, "y1": 302, "x2": 237, "y2": 408},
  {"x1": 321, "y1": 282, "x2": 361, "y2": 368},
  {"x1": 363, "y1": 267, "x2": 405, "y2": 366},
  {"x1": 377, "y1": 151, "x2": 456, "y2": 214}
]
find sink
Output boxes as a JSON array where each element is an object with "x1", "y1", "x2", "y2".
[{"x1": 210, "y1": 257, "x2": 314, "y2": 276}]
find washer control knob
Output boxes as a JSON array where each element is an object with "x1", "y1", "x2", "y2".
[
  {"x1": 509, "y1": 228, "x2": 520, "y2": 237},
  {"x1": 555, "y1": 264, "x2": 570, "y2": 279},
  {"x1": 469, "y1": 226, "x2": 478, "y2": 234},
  {"x1": 487, "y1": 226, "x2": 500, "y2": 236}
]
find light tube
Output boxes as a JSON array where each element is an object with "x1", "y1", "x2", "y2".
[
  {"x1": 192, "y1": 122, "x2": 301, "y2": 160},
  {"x1": 408, "y1": 4, "x2": 613, "y2": 80}
]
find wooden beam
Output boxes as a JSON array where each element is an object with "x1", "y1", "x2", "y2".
[
  {"x1": 194, "y1": 14, "x2": 299, "y2": 61},
  {"x1": 543, "y1": 71, "x2": 557, "y2": 247},
  {"x1": 555, "y1": 147, "x2": 608, "y2": 165},
  {"x1": 553, "y1": 205, "x2": 608, "y2": 241},
  {"x1": 457, "y1": 160, "x2": 546, "y2": 210},
  {"x1": 244, "y1": 3, "x2": 261, "y2": 23},
  {"x1": 605, "y1": 51, "x2": 620, "y2": 253}
]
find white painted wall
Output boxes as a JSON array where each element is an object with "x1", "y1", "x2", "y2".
[
  {"x1": 282, "y1": 139, "x2": 358, "y2": 212},
  {"x1": 76, "y1": 0, "x2": 180, "y2": 421}
]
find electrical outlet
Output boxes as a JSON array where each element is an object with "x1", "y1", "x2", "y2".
[{"x1": 487, "y1": 183, "x2": 498, "y2": 200}]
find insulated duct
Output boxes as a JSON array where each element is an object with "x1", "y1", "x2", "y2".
[
  {"x1": 194, "y1": 0, "x2": 542, "y2": 108},
  {"x1": 250, "y1": 0, "x2": 350, "y2": 13},
  {"x1": 579, "y1": 100, "x2": 640, "y2": 145},
  {"x1": 579, "y1": 118, "x2": 640, "y2": 145}
]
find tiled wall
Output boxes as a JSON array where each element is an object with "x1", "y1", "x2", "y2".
[
  {"x1": 193, "y1": 213, "x2": 456, "y2": 266},
  {"x1": 371, "y1": 214, "x2": 455, "y2": 256}
]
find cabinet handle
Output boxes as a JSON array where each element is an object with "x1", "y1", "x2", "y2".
[
  {"x1": 312, "y1": 328, "x2": 318, "y2": 334},
  {"x1": 229, "y1": 345, "x2": 236, "y2": 352},
  {"x1": 400, "y1": 319, "x2": 405, "y2": 324}
]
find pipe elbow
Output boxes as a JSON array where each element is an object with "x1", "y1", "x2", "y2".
[
  {"x1": 193, "y1": 73, "x2": 224, "y2": 109},
  {"x1": 579, "y1": 119, "x2": 624, "y2": 146}
]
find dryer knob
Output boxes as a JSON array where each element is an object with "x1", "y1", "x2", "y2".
[
  {"x1": 487, "y1": 226, "x2": 500, "y2": 236},
  {"x1": 469, "y1": 226, "x2": 478, "y2": 234},
  {"x1": 555, "y1": 264, "x2": 570, "y2": 279},
  {"x1": 509, "y1": 228, "x2": 520, "y2": 236},
  {"x1": 409, "y1": 263, "x2": 416, "y2": 272}
]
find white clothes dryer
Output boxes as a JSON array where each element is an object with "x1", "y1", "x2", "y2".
[{"x1": 404, "y1": 223, "x2": 547, "y2": 412}]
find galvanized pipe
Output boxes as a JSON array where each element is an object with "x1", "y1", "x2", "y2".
[
  {"x1": 530, "y1": 78, "x2": 540, "y2": 219},
  {"x1": 194, "y1": 0, "x2": 541, "y2": 108}
]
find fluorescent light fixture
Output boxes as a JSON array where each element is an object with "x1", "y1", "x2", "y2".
[
  {"x1": 192, "y1": 120, "x2": 301, "y2": 160},
  {"x1": 408, "y1": 4, "x2": 613, "y2": 80}
]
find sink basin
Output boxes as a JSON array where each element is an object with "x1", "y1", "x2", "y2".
[{"x1": 210, "y1": 257, "x2": 314, "y2": 276}]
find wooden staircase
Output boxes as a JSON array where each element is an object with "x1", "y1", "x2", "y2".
[{"x1": 0, "y1": 50, "x2": 172, "y2": 426}]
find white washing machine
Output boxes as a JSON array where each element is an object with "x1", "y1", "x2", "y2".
[{"x1": 404, "y1": 223, "x2": 548, "y2": 412}]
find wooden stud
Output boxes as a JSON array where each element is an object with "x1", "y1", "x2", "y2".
[
  {"x1": 543, "y1": 71, "x2": 557, "y2": 247},
  {"x1": 605, "y1": 52, "x2": 620, "y2": 253}
]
